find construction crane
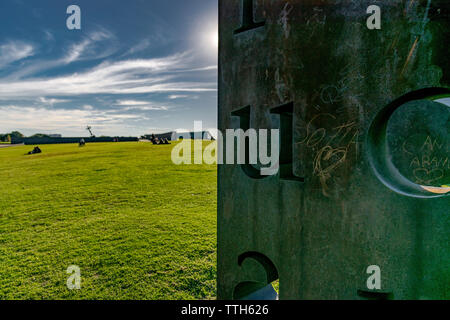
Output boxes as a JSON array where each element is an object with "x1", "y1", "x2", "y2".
[{"x1": 86, "y1": 126, "x2": 95, "y2": 138}]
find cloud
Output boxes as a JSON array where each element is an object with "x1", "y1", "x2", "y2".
[
  {"x1": 39, "y1": 97, "x2": 70, "y2": 105},
  {"x1": 122, "y1": 39, "x2": 151, "y2": 57},
  {"x1": 43, "y1": 30, "x2": 54, "y2": 41},
  {"x1": 123, "y1": 106, "x2": 169, "y2": 111},
  {"x1": 0, "y1": 53, "x2": 217, "y2": 99},
  {"x1": 6, "y1": 30, "x2": 117, "y2": 80},
  {"x1": 182, "y1": 65, "x2": 217, "y2": 72},
  {"x1": 168, "y1": 95, "x2": 189, "y2": 99},
  {"x1": 167, "y1": 94, "x2": 199, "y2": 100},
  {"x1": 64, "y1": 39, "x2": 91, "y2": 64},
  {"x1": 0, "y1": 41, "x2": 35, "y2": 67},
  {"x1": 0, "y1": 105, "x2": 142, "y2": 134},
  {"x1": 89, "y1": 30, "x2": 114, "y2": 42},
  {"x1": 114, "y1": 100, "x2": 169, "y2": 111},
  {"x1": 63, "y1": 30, "x2": 116, "y2": 64},
  {"x1": 115, "y1": 100, "x2": 153, "y2": 106}
]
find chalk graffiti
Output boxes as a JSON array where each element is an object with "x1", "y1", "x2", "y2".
[
  {"x1": 278, "y1": 2, "x2": 293, "y2": 39},
  {"x1": 413, "y1": 168, "x2": 445, "y2": 185},
  {"x1": 298, "y1": 113, "x2": 359, "y2": 196},
  {"x1": 402, "y1": 135, "x2": 449, "y2": 186},
  {"x1": 320, "y1": 66, "x2": 364, "y2": 107},
  {"x1": 320, "y1": 85, "x2": 343, "y2": 104}
]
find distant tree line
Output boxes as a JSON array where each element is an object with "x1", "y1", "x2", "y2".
[
  {"x1": 0, "y1": 131, "x2": 54, "y2": 142},
  {"x1": 0, "y1": 131, "x2": 23, "y2": 142},
  {"x1": 0, "y1": 134, "x2": 11, "y2": 143}
]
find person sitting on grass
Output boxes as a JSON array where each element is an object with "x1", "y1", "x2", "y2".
[{"x1": 27, "y1": 146, "x2": 42, "y2": 155}]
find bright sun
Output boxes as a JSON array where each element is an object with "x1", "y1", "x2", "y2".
[{"x1": 212, "y1": 31, "x2": 218, "y2": 48}]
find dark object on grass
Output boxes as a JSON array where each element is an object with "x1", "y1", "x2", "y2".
[
  {"x1": 150, "y1": 135, "x2": 170, "y2": 145},
  {"x1": 27, "y1": 146, "x2": 42, "y2": 155},
  {"x1": 79, "y1": 138, "x2": 86, "y2": 147},
  {"x1": 150, "y1": 133, "x2": 160, "y2": 145}
]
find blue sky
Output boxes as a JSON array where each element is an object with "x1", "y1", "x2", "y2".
[{"x1": 0, "y1": 0, "x2": 218, "y2": 137}]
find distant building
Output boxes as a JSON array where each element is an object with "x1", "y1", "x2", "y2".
[
  {"x1": 172, "y1": 131, "x2": 215, "y2": 140},
  {"x1": 143, "y1": 131, "x2": 215, "y2": 141}
]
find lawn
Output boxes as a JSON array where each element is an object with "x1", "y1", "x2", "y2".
[{"x1": 0, "y1": 141, "x2": 217, "y2": 299}]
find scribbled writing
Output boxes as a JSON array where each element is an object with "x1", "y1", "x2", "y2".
[
  {"x1": 298, "y1": 113, "x2": 359, "y2": 196},
  {"x1": 403, "y1": 135, "x2": 449, "y2": 185}
]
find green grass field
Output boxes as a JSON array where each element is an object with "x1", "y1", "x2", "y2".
[{"x1": 0, "y1": 142, "x2": 216, "y2": 299}]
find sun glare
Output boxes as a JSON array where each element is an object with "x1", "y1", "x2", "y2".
[{"x1": 212, "y1": 31, "x2": 219, "y2": 48}]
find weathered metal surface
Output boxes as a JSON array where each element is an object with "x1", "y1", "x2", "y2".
[{"x1": 218, "y1": 0, "x2": 449, "y2": 299}]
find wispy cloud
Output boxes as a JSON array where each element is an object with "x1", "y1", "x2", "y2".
[
  {"x1": 121, "y1": 106, "x2": 169, "y2": 111},
  {"x1": 64, "y1": 39, "x2": 91, "y2": 64},
  {"x1": 0, "y1": 52, "x2": 216, "y2": 99},
  {"x1": 168, "y1": 95, "x2": 189, "y2": 99},
  {"x1": 182, "y1": 65, "x2": 217, "y2": 72},
  {"x1": 122, "y1": 39, "x2": 151, "y2": 57},
  {"x1": 6, "y1": 30, "x2": 117, "y2": 80},
  {"x1": 39, "y1": 97, "x2": 70, "y2": 106},
  {"x1": 114, "y1": 100, "x2": 169, "y2": 111},
  {"x1": 63, "y1": 30, "x2": 116, "y2": 64},
  {"x1": 43, "y1": 30, "x2": 54, "y2": 41},
  {"x1": 115, "y1": 100, "x2": 154, "y2": 106},
  {"x1": 0, "y1": 104, "x2": 143, "y2": 135},
  {"x1": 0, "y1": 41, "x2": 35, "y2": 67}
]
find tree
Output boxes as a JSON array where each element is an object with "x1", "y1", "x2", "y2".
[{"x1": 10, "y1": 131, "x2": 24, "y2": 138}]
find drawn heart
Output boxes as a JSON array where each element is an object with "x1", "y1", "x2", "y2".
[
  {"x1": 313, "y1": 145, "x2": 347, "y2": 179},
  {"x1": 413, "y1": 168, "x2": 444, "y2": 185}
]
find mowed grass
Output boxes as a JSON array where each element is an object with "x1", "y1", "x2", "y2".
[{"x1": 0, "y1": 142, "x2": 216, "y2": 299}]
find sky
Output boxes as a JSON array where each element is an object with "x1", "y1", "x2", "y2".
[{"x1": 0, "y1": 0, "x2": 218, "y2": 137}]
